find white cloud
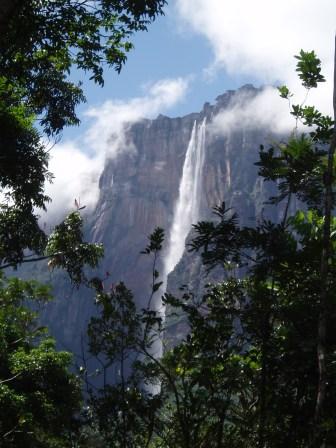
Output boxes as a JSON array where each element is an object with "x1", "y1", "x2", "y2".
[
  {"x1": 174, "y1": 0, "x2": 335, "y2": 141},
  {"x1": 84, "y1": 77, "x2": 189, "y2": 159},
  {"x1": 175, "y1": 0, "x2": 335, "y2": 81},
  {"x1": 211, "y1": 87, "x2": 294, "y2": 137},
  {"x1": 43, "y1": 77, "x2": 189, "y2": 222},
  {"x1": 43, "y1": 142, "x2": 103, "y2": 225},
  {"x1": 174, "y1": 0, "x2": 335, "y2": 114}
]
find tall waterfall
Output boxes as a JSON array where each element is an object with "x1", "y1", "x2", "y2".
[
  {"x1": 163, "y1": 118, "x2": 206, "y2": 289},
  {"x1": 148, "y1": 118, "x2": 206, "y2": 365}
]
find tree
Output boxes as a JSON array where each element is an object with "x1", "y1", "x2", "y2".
[
  {"x1": 189, "y1": 48, "x2": 336, "y2": 446},
  {"x1": 0, "y1": 2, "x2": 166, "y2": 446},
  {"x1": 0, "y1": 0, "x2": 166, "y2": 272},
  {"x1": 0, "y1": 273, "x2": 81, "y2": 447},
  {"x1": 86, "y1": 282, "x2": 161, "y2": 448},
  {"x1": 0, "y1": 0, "x2": 166, "y2": 135},
  {"x1": 85, "y1": 230, "x2": 252, "y2": 448},
  {"x1": 84, "y1": 230, "x2": 165, "y2": 448}
]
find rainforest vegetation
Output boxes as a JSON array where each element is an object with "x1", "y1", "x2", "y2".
[{"x1": 0, "y1": 1, "x2": 336, "y2": 447}]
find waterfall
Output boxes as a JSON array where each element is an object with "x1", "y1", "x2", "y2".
[
  {"x1": 147, "y1": 118, "x2": 206, "y2": 378},
  {"x1": 163, "y1": 118, "x2": 206, "y2": 289}
]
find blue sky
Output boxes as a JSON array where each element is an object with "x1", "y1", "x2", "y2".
[
  {"x1": 47, "y1": 0, "x2": 336, "y2": 220},
  {"x1": 63, "y1": 1, "x2": 260, "y2": 139}
]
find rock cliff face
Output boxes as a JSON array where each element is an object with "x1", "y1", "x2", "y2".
[
  {"x1": 89, "y1": 112, "x2": 197, "y2": 306},
  {"x1": 41, "y1": 85, "x2": 285, "y2": 354}
]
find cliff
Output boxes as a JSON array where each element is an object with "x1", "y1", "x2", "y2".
[{"x1": 35, "y1": 85, "x2": 285, "y2": 356}]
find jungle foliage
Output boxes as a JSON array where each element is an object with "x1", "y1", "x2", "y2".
[{"x1": 1, "y1": 1, "x2": 335, "y2": 446}]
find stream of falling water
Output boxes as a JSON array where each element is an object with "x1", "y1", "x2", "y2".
[
  {"x1": 162, "y1": 118, "x2": 206, "y2": 288},
  {"x1": 149, "y1": 118, "x2": 206, "y2": 385}
]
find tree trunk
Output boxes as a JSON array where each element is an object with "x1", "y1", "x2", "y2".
[
  {"x1": 0, "y1": 0, "x2": 21, "y2": 33},
  {"x1": 314, "y1": 34, "x2": 336, "y2": 438}
]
